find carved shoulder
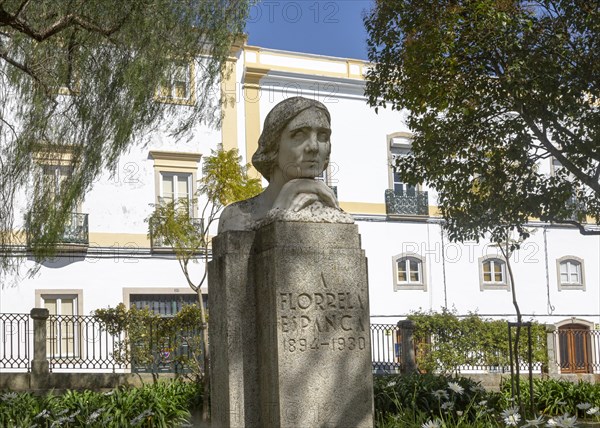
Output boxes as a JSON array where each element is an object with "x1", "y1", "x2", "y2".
[{"x1": 218, "y1": 195, "x2": 262, "y2": 233}]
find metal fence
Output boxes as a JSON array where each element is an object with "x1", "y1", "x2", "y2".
[
  {"x1": 46, "y1": 315, "x2": 202, "y2": 373},
  {"x1": 370, "y1": 324, "x2": 402, "y2": 373},
  {"x1": 0, "y1": 313, "x2": 31, "y2": 370},
  {"x1": 370, "y1": 321, "x2": 547, "y2": 374},
  {"x1": 3, "y1": 312, "x2": 600, "y2": 376},
  {"x1": 47, "y1": 315, "x2": 126, "y2": 371}
]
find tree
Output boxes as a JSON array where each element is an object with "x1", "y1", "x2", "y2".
[
  {"x1": 146, "y1": 147, "x2": 261, "y2": 419},
  {"x1": 364, "y1": 0, "x2": 600, "y2": 243},
  {"x1": 0, "y1": 0, "x2": 251, "y2": 274}
]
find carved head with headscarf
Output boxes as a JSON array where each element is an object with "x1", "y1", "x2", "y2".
[{"x1": 252, "y1": 97, "x2": 331, "y2": 181}]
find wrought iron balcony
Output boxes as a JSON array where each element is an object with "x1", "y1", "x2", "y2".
[
  {"x1": 385, "y1": 189, "x2": 429, "y2": 217},
  {"x1": 26, "y1": 212, "x2": 89, "y2": 247},
  {"x1": 62, "y1": 213, "x2": 89, "y2": 244}
]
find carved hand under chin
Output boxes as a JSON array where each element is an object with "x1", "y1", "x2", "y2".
[
  {"x1": 272, "y1": 179, "x2": 339, "y2": 212},
  {"x1": 260, "y1": 179, "x2": 354, "y2": 227}
]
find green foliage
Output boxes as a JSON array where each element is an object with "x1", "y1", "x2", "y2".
[
  {"x1": 374, "y1": 373, "x2": 501, "y2": 427},
  {"x1": 148, "y1": 198, "x2": 206, "y2": 259},
  {"x1": 200, "y1": 148, "x2": 263, "y2": 208},
  {"x1": 375, "y1": 374, "x2": 600, "y2": 427},
  {"x1": 364, "y1": 0, "x2": 600, "y2": 242},
  {"x1": 94, "y1": 303, "x2": 205, "y2": 381},
  {"x1": 408, "y1": 309, "x2": 547, "y2": 374},
  {"x1": 0, "y1": 0, "x2": 252, "y2": 274},
  {"x1": 0, "y1": 380, "x2": 201, "y2": 427},
  {"x1": 501, "y1": 378, "x2": 600, "y2": 418}
]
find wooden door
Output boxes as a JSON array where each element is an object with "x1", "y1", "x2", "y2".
[{"x1": 558, "y1": 324, "x2": 591, "y2": 374}]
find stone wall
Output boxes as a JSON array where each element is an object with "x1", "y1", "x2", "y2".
[{"x1": 0, "y1": 372, "x2": 162, "y2": 392}]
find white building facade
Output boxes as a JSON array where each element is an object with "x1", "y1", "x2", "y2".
[{"x1": 1, "y1": 44, "x2": 599, "y2": 374}]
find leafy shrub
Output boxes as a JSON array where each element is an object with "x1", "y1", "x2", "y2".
[
  {"x1": 95, "y1": 303, "x2": 204, "y2": 380},
  {"x1": 500, "y1": 377, "x2": 600, "y2": 418},
  {"x1": 0, "y1": 380, "x2": 201, "y2": 427},
  {"x1": 408, "y1": 309, "x2": 547, "y2": 374}
]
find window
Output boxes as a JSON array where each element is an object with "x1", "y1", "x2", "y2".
[
  {"x1": 42, "y1": 164, "x2": 72, "y2": 201},
  {"x1": 157, "y1": 62, "x2": 195, "y2": 104},
  {"x1": 160, "y1": 172, "x2": 192, "y2": 211},
  {"x1": 130, "y1": 293, "x2": 206, "y2": 317},
  {"x1": 150, "y1": 151, "x2": 201, "y2": 213},
  {"x1": 557, "y1": 256, "x2": 586, "y2": 291},
  {"x1": 123, "y1": 288, "x2": 204, "y2": 314},
  {"x1": 479, "y1": 257, "x2": 510, "y2": 290},
  {"x1": 30, "y1": 150, "x2": 88, "y2": 246},
  {"x1": 34, "y1": 148, "x2": 79, "y2": 207},
  {"x1": 389, "y1": 135, "x2": 416, "y2": 196},
  {"x1": 397, "y1": 258, "x2": 421, "y2": 283},
  {"x1": 386, "y1": 133, "x2": 429, "y2": 216},
  {"x1": 392, "y1": 170, "x2": 416, "y2": 196},
  {"x1": 549, "y1": 158, "x2": 586, "y2": 223},
  {"x1": 393, "y1": 253, "x2": 426, "y2": 291},
  {"x1": 149, "y1": 152, "x2": 201, "y2": 249},
  {"x1": 36, "y1": 290, "x2": 83, "y2": 358},
  {"x1": 483, "y1": 259, "x2": 504, "y2": 283}
]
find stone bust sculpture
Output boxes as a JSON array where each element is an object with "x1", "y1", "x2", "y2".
[{"x1": 218, "y1": 96, "x2": 353, "y2": 233}]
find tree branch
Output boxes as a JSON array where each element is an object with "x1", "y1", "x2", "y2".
[
  {"x1": 1, "y1": 8, "x2": 125, "y2": 42},
  {"x1": 0, "y1": 115, "x2": 18, "y2": 140},
  {"x1": 15, "y1": 0, "x2": 32, "y2": 18},
  {"x1": 546, "y1": 115, "x2": 579, "y2": 142},
  {"x1": 0, "y1": 48, "x2": 54, "y2": 96},
  {"x1": 181, "y1": 257, "x2": 200, "y2": 292},
  {"x1": 517, "y1": 107, "x2": 600, "y2": 195}
]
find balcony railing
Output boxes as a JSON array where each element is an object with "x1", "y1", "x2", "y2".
[
  {"x1": 26, "y1": 212, "x2": 89, "y2": 246},
  {"x1": 385, "y1": 189, "x2": 429, "y2": 216},
  {"x1": 61, "y1": 212, "x2": 89, "y2": 244}
]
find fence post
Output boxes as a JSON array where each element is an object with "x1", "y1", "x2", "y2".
[
  {"x1": 397, "y1": 319, "x2": 417, "y2": 373},
  {"x1": 545, "y1": 324, "x2": 558, "y2": 375},
  {"x1": 30, "y1": 308, "x2": 50, "y2": 384}
]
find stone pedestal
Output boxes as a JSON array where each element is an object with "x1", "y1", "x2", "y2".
[
  {"x1": 254, "y1": 222, "x2": 373, "y2": 428},
  {"x1": 209, "y1": 222, "x2": 374, "y2": 428},
  {"x1": 208, "y1": 231, "x2": 259, "y2": 427}
]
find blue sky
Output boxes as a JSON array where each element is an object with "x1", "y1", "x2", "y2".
[{"x1": 245, "y1": 1, "x2": 374, "y2": 60}]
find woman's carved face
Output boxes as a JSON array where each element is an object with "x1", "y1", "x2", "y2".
[{"x1": 275, "y1": 107, "x2": 331, "y2": 181}]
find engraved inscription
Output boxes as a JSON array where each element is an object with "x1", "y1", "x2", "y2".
[
  {"x1": 281, "y1": 314, "x2": 365, "y2": 333},
  {"x1": 280, "y1": 292, "x2": 365, "y2": 311},
  {"x1": 284, "y1": 336, "x2": 366, "y2": 352},
  {"x1": 279, "y1": 290, "x2": 368, "y2": 353}
]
